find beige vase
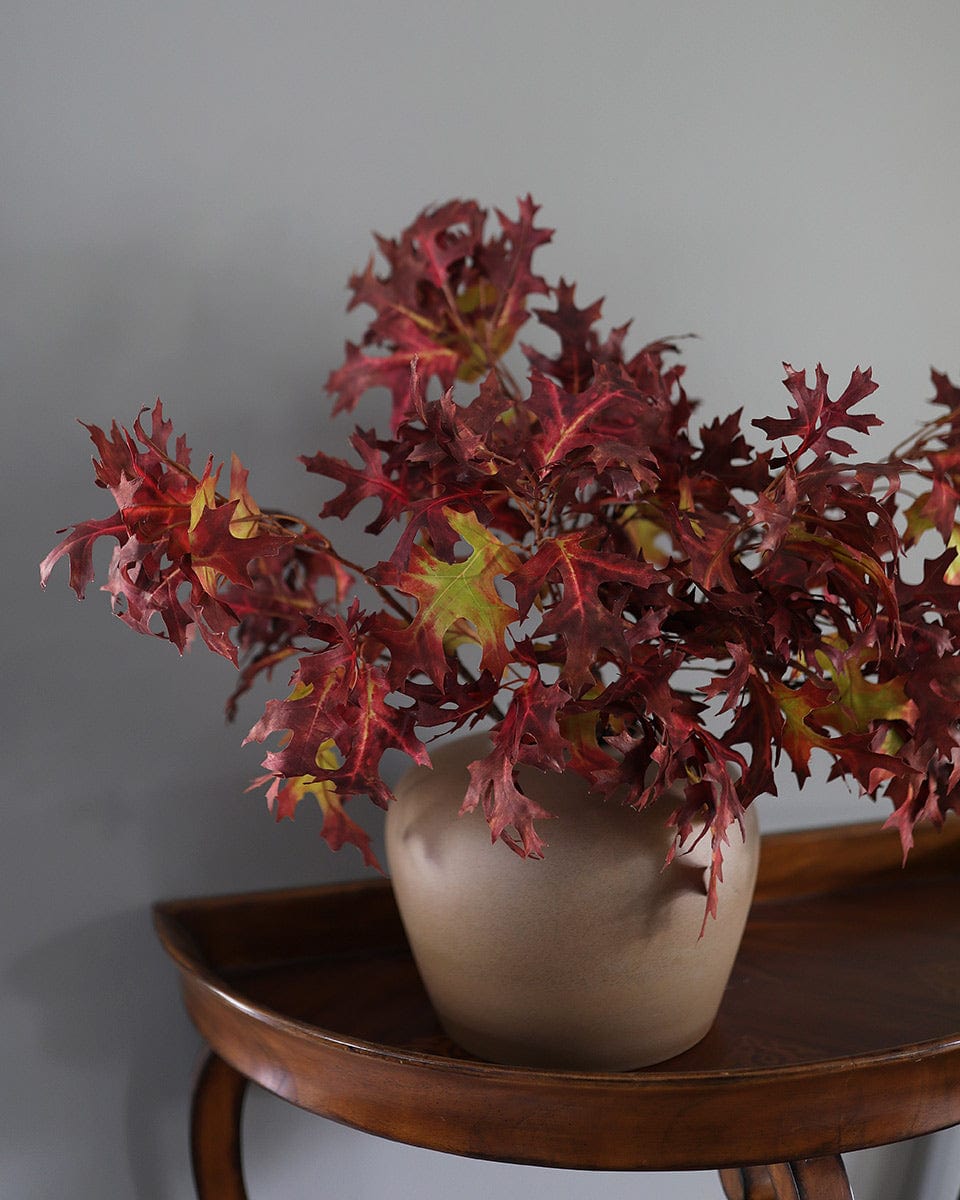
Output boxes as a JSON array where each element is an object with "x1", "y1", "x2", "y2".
[{"x1": 386, "y1": 731, "x2": 760, "y2": 1071}]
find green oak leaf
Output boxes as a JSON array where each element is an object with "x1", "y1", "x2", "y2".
[{"x1": 372, "y1": 508, "x2": 521, "y2": 687}]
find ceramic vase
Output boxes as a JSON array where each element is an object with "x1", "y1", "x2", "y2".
[{"x1": 385, "y1": 732, "x2": 760, "y2": 1071}]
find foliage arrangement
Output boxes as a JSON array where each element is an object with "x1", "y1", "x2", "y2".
[{"x1": 42, "y1": 197, "x2": 960, "y2": 917}]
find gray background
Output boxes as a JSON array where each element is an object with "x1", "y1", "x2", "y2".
[{"x1": 4, "y1": 1, "x2": 960, "y2": 1196}]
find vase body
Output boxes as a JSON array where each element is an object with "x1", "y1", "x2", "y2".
[{"x1": 385, "y1": 732, "x2": 760, "y2": 1071}]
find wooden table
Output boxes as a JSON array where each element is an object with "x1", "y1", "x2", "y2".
[{"x1": 154, "y1": 818, "x2": 960, "y2": 1199}]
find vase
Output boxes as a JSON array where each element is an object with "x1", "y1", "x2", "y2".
[{"x1": 385, "y1": 731, "x2": 760, "y2": 1071}]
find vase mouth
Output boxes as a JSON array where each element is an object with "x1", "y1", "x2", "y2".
[{"x1": 397, "y1": 727, "x2": 733, "y2": 812}]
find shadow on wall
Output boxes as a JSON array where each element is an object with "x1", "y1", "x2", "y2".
[{"x1": 5, "y1": 907, "x2": 197, "y2": 1197}]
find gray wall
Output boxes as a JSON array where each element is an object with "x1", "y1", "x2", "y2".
[{"x1": 4, "y1": 1, "x2": 960, "y2": 1196}]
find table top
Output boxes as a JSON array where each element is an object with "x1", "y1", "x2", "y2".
[{"x1": 154, "y1": 817, "x2": 960, "y2": 1172}]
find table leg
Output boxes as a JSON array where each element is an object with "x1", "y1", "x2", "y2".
[
  {"x1": 191, "y1": 1050, "x2": 250, "y2": 1200},
  {"x1": 719, "y1": 1165, "x2": 777, "y2": 1198},
  {"x1": 765, "y1": 1157, "x2": 853, "y2": 1200}
]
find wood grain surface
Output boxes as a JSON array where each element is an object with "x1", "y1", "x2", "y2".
[{"x1": 155, "y1": 816, "x2": 960, "y2": 1173}]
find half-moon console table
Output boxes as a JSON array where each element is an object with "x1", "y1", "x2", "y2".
[{"x1": 153, "y1": 818, "x2": 960, "y2": 1199}]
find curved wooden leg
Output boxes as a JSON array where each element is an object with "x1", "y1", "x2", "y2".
[
  {"x1": 719, "y1": 1165, "x2": 777, "y2": 1198},
  {"x1": 191, "y1": 1050, "x2": 250, "y2": 1200},
  {"x1": 766, "y1": 1157, "x2": 854, "y2": 1200}
]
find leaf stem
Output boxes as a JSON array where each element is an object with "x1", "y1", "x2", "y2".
[
  {"x1": 263, "y1": 509, "x2": 418, "y2": 624},
  {"x1": 888, "y1": 405, "x2": 960, "y2": 460},
  {"x1": 495, "y1": 361, "x2": 525, "y2": 404}
]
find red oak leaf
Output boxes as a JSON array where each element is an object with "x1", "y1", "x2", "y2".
[
  {"x1": 780, "y1": 526, "x2": 901, "y2": 651},
  {"x1": 400, "y1": 672, "x2": 502, "y2": 733},
  {"x1": 921, "y1": 474, "x2": 960, "y2": 540},
  {"x1": 670, "y1": 754, "x2": 748, "y2": 929},
  {"x1": 526, "y1": 366, "x2": 661, "y2": 492},
  {"x1": 302, "y1": 427, "x2": 408, "y2": 534},
  {"x1": 245, "y1": 622, "x2": 430, "y2": 814},
  {"x1": 81, "y1": 399, "x2": 192, "y2": 494},
  {"x1": 483, "y1": 195, "x2": 554, "y2": 340},
  {"x1": 557, "y1": 703, "x2": 620, "y2": 784},
  {"x1": 392, "y1": 369, "x2": 536, "y2": 540},
  {"x1": 883, "y1": 783, "x2": 945, "y2": 863},
  {"x1": 525, "y1": 282, "x2": 689, "y2": 404},
  {"x1": 695, "y1": 408, "x2": 774, "y2": 497},
  {"x1": 461, "y1": 734, "x2": 556, "y2": 857},
  {"x1": 313, "y1": 792, "x2": 383, "y2": 868},
  {"x1": 753, "y1": 364, "x2": 881, "y2": 460},
  {"x1": 327, "y1": 197, "x2": 552, "y2": 428},
  {"x1": 188, "y1": 496, "x2": 292, "y2": 593},
  {"x1": 701, "y1": 643, "x2": 755, "y2": 715},
  {"x1": 252, "y1": 772, "x2": 383, "y2": 869},
  {"x1": 39, "y1": 512, "x2": 128, "y2": 599},
  {"x1": 666, "y1": 505, "x2": 743, "y2": 593},
  {"x1": 43, "y1": 402, "x2": 317, "y2": 667},
  {"x1": 523, "y1": 279, "x2": 606, "y2": 393},
  {"x1": 304, "y1": 371, "x2": 500, "y2": 566},
  {"x1": 510, "y1": 531, "x2": 662, "y2": 692},
  {"x1": 102, "y1": 547, "x2": 240, "y2": 661},
  {"x1": 328, "y1": 340, "x2": 462, "y2": 431},
  {"x1": 725, "y1": 671, "x2": 784, "y2": 801},
  {"x1": 404, "y1": 368, "x2": 507, "y2": 476},
  {"x1": 318, "y1": 670, "x2": 431, "y2": 809},
  {"x1": 928, "y1": 368, "x2": 960, "y2": 435},
  {"x1": 493, "y1": 672, "x2": 573, "y2": 773},
  {"x1": 748, "y1": 463, "x2": 799, "y2": 556}
]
